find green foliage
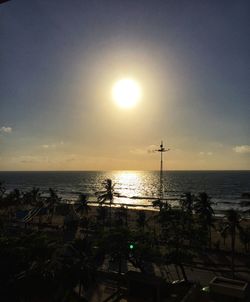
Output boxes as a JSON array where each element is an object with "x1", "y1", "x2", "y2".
[
  {"x1": 22, "y1": 187, "x2": 42, "y2": 206},
  {"x1": 0, "y1": 181, "x2": 6, "y2": 197},
  {"x1": 136, "y1": 210, "x2": 146, "y2": 230},
  {"x1": 152, "y1": 198, "x2": 164, "y2": 211},
  {"x1": 0, "y1": 231, "x2": 95, "y2": 301},
  {"x1": 96, "y1": 205, "x2": 108, "y2": 227},
  {"x1": 239, "y1": 226, "x2": 250, "y2": 252},
  {"x1": 0, "y1": 188, "x2": 23, "y2": 212},
  {"x1": 77, "y1": 193, "x2": 90, "y2": 217},
  {"x1": 180, "y1": 192, "x2": 195, "y2": 213},
  {"x1": 46, "y1": 188, "x2": 62, "y2": 223},
  {"x1": 0, "y1": 232, "x2": 55, "y2": 299},
  {"x1": 222, "y1": 209, "x2": 242, "y2": 277},
  {"x1": 96, "y1": 179, "x2": 119, "y2": 226},
  {"x1": 194, "y1": 192, "x2": 215, "y2": 248},
  {"x1": 128, "y1": 230, "x2": 161, "y2": 271},
  {"x1": 98, "y1": 226, "x2": 130, "y2": 260},
  {"x1": 194, "y1": 192, "x2": 214, "y2": 224},
  {"x1": 114, "y1": 205, "x2": 128, "y2": 226}
]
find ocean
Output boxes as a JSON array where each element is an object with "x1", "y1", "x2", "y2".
[{"x1": 0, "y1": 171, "x2": 249, "y2": 213}]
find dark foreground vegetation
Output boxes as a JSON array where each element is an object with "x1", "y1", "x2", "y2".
[{"x1": 0, "y1": 180, "x2": 250, "y2": 301}]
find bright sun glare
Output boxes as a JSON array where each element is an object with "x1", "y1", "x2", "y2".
[{"x1": 112, "y1": 78, "x2": 142, "y2": 108}]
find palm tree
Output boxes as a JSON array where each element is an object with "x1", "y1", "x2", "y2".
[
  {"x1": 222, "y1": 209, "x2": 242, "y2": 278},
  {"x1": 23, "y1": 187, "x2": 46, "y2": 225},
  {"x1": 239, "y1": 226, "x2": 250, "y2": 253},
  {"x1": 219, "y1": 223, "x2": 228, "y2": 248},
  {"x1": 128, "y1": 230, "x2": 160, "y2": 274},
  {"x1": 152, "y1": 198, "x2": 170, "y2": 241},
  {"x1": 0, "y1": 183, "x2": 6, "y2": 229},
  {"x1": 77, "y1": 194, "x2": 90, "y2": 218},
  {"x1": 17, "y1": 238, "x2": 95, "y2": 301},
  {"x1": 4, "y1": 188, "x2": 23, "y2": 219},
  {"x1": 136, "y1": 210, "x2": 147, "y2": 231},
  {"x1": 194, "y1": 192, "x2": 214, "y2": 248},
  {"x1": 159, "y1": 207, "x2": 194, "y2": 281},
  {"x1": 98, "y1": 226, "x2": 130, "y2": 280},
  {"x1": 114, "y1": 205, "x2": 128, "y2": 227},
  {"x1": 180, "y1": 193, "x2": 195, "y2": 238},
  {"x1": 180, "y1": 192, "x2": 194, "y2": 214},
  {"x1": 46, "y1": 188, "x2": 62, "y2": 223},
  {"x1": 96, "y1": 205, "x2": 108, "y2": 228},
  {"x1": 7, "y1": 188, "x2": 22, "y2": 203},
  {"x1": 72, "y1": 239, "x2": 96, "y2": 299},
  {"x1": 76, "y1": 194, "x2": 91, "y2": 237},
  {"x1": 0, "y1": 231, "x2": 57, "y2": 301},
  {"x1": 23, "y1": 187, "x2": 41, "y2": 206},
  {"x1": 0, "y1": 182, "x2": 6, "y2": 201},
  {"x1": 96, "y1": 179, "x2": 118, "y2": 225},
  {"x1": 152, "y1": 198, "x2": 164, "y2": 212}
]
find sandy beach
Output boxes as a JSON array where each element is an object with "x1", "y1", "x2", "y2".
[{"x1": 17, "y1": 204, "x2": 250, "y2": 255}]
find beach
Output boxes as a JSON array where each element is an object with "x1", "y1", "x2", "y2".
[{"x1": 11, "y1": 203, "x2": 249, "y2": 255}]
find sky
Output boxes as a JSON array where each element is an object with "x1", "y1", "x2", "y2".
[{"x1": 0, "y1": 0, "x2": 249, "y2": 171}]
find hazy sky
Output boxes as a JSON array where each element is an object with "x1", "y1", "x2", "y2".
[{"x1": 1, "y1": 0, "x2": 249, "y2": 171}]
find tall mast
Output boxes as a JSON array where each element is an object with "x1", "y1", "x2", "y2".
[{"x1": 155, "y1": 141, "x2": 170, "y2": 198}]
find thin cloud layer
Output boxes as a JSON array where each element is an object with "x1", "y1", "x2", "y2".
[
  {"x1": 0, "y1": 126, "x2": 12, "y2": 134},
  {"x1": 199, "y1": 152, "x2": 213, "y2": 156},
  {"x1": 41, "y1": 141, "x2": 64, "y2": 149},
  {"x1": 130, "y1": 145, "x2": 161, "y2": 155},
  {"x1": 41, "y1": 144, "x2": 56, "y2": 149},
  {"x1": 233, "y1": 145, "x2": 250, "y2": 154}
]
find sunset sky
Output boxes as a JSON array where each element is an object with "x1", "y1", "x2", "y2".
[{"x1": 1, "y1": 0, "x2": 249, "y2": 171}]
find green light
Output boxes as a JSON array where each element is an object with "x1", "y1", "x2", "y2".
[{"x1": 129, "y1": 244, "x2": 134, "y2": 250}]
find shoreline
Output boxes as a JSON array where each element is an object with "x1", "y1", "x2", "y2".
[{"x1": 65, "y1": 198, "x2": 250, "y2": 218}]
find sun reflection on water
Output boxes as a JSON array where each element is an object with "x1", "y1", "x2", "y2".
[
  {"x1": 113, "y1": 171, "x2": 142, "y2": 198},
  {"x1": 96, "y1": 170, "x2": 164, "y2": 207},
  {"x1": 110, "y1": 171, "x2": 146, "y2": 206}
]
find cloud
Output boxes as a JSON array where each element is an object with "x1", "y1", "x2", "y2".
[
  {"x1": 147, "y1": 144, "x2": 158, "y2": 152},
  {"x1": 0, "y1": 126, "x2": 12, "y2": 133},
  {"x1": 41, "y1": 144, "x2": 56, "y2": 149},
  {"x1": 130, "y1": 144, "x2": 173, "y2": 156},
  {"x1": 12, "y1": 155, "x2": 49, "y2": 164},
  {"x1": 65, "y1": 154, "x2": 76, "y2": 162},
  {"x1": 130, "y1": 148, "x2": 147, "y2": 155},
  {"x1": 199, "y1": 151, "x2": 213, "y2": 156},
  {"x1": 233, "y1": 145, "x2": 250, "y2": 154},
  {"x1": 41, "y1": 141, "x2": 65, "y2": 149},
  {"x1": 130, "y1": 145, "x2": 160, "y2": 155}
]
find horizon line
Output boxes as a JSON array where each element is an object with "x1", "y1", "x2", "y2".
[{"x1": 0, "y1": 169, "x2": 249, "y2": 172}]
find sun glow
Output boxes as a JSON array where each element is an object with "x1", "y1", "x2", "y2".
[{"x1": 112, "y1": 78, "x2": 142, "y2": 108}]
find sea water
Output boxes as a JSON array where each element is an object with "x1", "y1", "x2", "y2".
[{"x1": 0, "y1": 171, "x2": 249, "y2": 213}]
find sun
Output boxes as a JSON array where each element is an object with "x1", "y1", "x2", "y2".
[{"x1": 112, "y1": 78, "x2": 142, "y2": 108}]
